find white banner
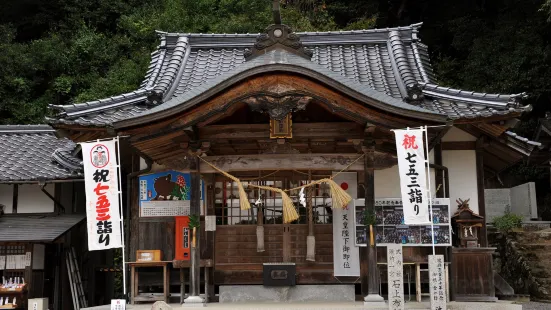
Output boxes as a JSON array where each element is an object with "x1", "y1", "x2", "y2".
[
  {"x1": 82, "y1": 140, "x2": 123, "y2": 251},
  {"x1": 394, "y1": 129, "x2": 430, "y2": 225},
  {"x1": 332, "y1": 172, "x2": 360, "y2": 277}
]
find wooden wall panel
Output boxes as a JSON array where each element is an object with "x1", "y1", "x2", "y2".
[
  {"x1": 289, "y1": 224, "x2": 333, "y2": 265},
  {"x1": 138, "y1": 221, "x2": 175, "y2": 261},
  {"x1": 452, "y1": 248, "x2": 496, "y2": 301},
  {"x1": 214, "y1": 224, "x2": 339, "y2": 285}
]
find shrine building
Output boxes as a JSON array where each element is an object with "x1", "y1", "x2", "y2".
[{"x1": 46, "y1": 10, "x2": 540, "y2": 306}]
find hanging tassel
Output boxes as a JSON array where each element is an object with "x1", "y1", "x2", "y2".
[
  {"x1": 323, "y1": 178, "x2": 352, "y2": 209},
  {"x1": 250, "y1": 185, "x2": 299, "y2": 223},
  {"x1": 197, "y1": 156, "x2": 250, "y2": 210},
  {"x1": 256, "y1": 226, "x2": 265, "y2": 252},
  {"x1": 306, "y1": 235, "x2": 316, "y2": 261}
]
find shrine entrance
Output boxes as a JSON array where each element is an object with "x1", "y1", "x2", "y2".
[{"x1": 213, "y1": 173, "x2": 336, "y2": 284}]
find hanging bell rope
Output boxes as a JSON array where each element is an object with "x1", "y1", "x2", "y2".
[
  {"x1": 248, "y1": 184, "x2": 299, "y2": 223},
  {"x1": 284, "y1": 178, "x2": 352, "y2": 210},
  {"x1": 196, "y1": 153, "x2": 364, "y2": 222},
  {"x1": 197, "y1": 156, "x2": 251, "y2": 211}
]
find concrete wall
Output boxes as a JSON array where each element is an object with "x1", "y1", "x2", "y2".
[{"x1": 442, "y1": 127, "x2": 479, "y2": 214}]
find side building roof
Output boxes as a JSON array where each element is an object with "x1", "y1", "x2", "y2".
[{"x1": 0, "y1": 125, "x2": 82, "y2": 183}]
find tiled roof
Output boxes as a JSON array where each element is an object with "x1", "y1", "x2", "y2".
[
  {"x1": 49, "y1": 23, "x2": 529, "y2": 126},
  {"x1": 0, "y1": 125, "x2": 82, "y2": 182},
  {"x1": 503, "y1": 131, "x2": 542, "y2": 156},
  {"x1": 0, "y1": 213, "x2": 85, "y2": 242}
]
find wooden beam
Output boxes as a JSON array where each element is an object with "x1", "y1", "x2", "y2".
[
  {"x1": 199, "y1": 122, "x2": 364, "y2": 140},
  {"x1": 476, "y1": 138, "x2": 488, "y2": 247},
  {"x1": 441, "y1": 141, "x2": 477, "y2": 151},
  {"x1": 200, "y1": 153, "x2": 396, "y2": 173}
]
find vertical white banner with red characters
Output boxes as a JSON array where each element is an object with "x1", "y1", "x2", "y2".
[
  {"x1": 332, "y1": 172, "x2": 360, "y2": 276},
  {"x1": 394, "y1": 129, "x2": 431, "y2": 225},
  {"x1": 81, "y1": 140, "x2": 123, "y2": 251}
]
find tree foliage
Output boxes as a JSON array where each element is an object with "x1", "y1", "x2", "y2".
[{"x1": 0, "y1": 0, "x2": 550, "y2": 130}]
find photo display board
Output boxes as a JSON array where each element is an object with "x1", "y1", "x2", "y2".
[
  {"x1": 354, "y1": 198, "x2": 451, "y2": 247},
  {"x1": 139, "y1": 170, "x2": 204, "y2": 217}
]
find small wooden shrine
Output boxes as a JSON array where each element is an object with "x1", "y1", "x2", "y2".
[{"x1": 452, "y1": 199, "x2": 485, "y2": 248}]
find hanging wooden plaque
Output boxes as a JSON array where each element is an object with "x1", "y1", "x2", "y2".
[{"x1": 270, "y1": 113, "x2": 292, "y2": 139}]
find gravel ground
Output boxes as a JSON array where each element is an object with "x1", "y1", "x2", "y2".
[{"x1": 521, "y1": 302, "x2": 551, "y2": 310}]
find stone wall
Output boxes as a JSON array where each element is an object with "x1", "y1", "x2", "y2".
[{"x1": 489, "y1": 229, "x2": 551, "y2": 300}]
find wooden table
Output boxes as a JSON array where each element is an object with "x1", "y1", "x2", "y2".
[{"x1": 128, "y1": 261, "x2": 170, "y2": 304}]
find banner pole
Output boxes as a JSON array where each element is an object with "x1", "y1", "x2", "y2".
[
  {"x1": 424, "y1": 126, "x2": 436, "y2": 256},
  {"x1": 115, "y1": 137, "x2": 127, "y2": 296}
]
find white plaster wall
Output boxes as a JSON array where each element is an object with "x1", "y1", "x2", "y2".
[
  {"x1": 442, "y1": 150, "x2": 478, "y2": 214},
  {"x1": 0, "y1": 184, "x2": 13, "y2": 213},
  {"x1": 17, "y1": 184, "x2": 55, "y2": 213},
  {"x1": 442, "y1": 126, "x2": 477, "y2": 142}
]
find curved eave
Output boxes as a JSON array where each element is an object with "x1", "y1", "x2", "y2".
[
  {"x1": 114, "y1": 58, "x2": 447, "y2": 129},
  {"x1": 421, "y1": 83, "x2": 526, "y2": 108}
]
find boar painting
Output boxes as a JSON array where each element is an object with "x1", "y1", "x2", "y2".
[{"x1": 153, "y1": 173, "x2": 190, "y2": 200}]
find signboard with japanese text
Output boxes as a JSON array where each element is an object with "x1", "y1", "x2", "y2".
[
  {"x1": 394, "y1": 129, "x2": 430, "y2": 225},
  {"x1": 387, "y1": 244, "x2": 404, "y2": 310},
  {"x1": 139, "y1": 171, "x2": 205, "y2": 217},
  {"x1": 429, "y1": 255, "x2": 447, "y2": 310},
  {"x1": 111, "y1": 299, "x2": 126, "y2": 310},
  {"x1": 81, "y1": 140, "x2": 123, "y2": 251},
  {"x1": 332, "y1": 172, "x2": 360, "y2": 276},
  {"x1": 355, "y1": 198, "x2": 451, "y2": 247}
]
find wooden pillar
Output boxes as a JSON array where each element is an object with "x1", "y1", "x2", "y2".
[
  {"x1": 476, "y1": 138, "x2": 488, "y2": 247},
  {"x1": 184, "y1": 157, "x2": 204, "y2": 305},
  {"x1": 306, "y1": 170, "x2": 315, "y2": 262},
  {"x1": 362, "y1": 141, "x2": 383, "y2": 303},
  {"x1": 434, "y1": 141, "x2": 444, "y2": 198},
  {"x1": 204, "y1": 174, "x2": 215, "y2": 301},
  {"x1": 191, "y1": 158, "x2": 201, "y2": 296}
]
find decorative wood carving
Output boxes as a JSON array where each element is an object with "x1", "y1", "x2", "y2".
[
  {"x1": 199, "y1": 153, "x2": 396, "y2": 173},
  {"x1": 262, "y1": 140, "x2": 300, "y2": 154},
  {"x1": 244, "y1": 24, "x2": 313, "y2": 60},
  {"x1": 243, "y1": 94, "x2": 312, "y2": 121}
]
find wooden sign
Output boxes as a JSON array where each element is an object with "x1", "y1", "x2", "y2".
[
  {"x1": 136, "y1": 250, "x2": 161, "y2": 262},
  {"x1": 428, "y1": 255, "x2": 447, "y2": 310},
  {"x1": 387, "y1": 244, "x2": 404, "y2": 310},
  {"x1": 270, "y1": 113, "x2": 292, "y2": 139}
]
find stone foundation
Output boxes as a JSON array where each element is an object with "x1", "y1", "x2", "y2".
[{"x1": 219, "y1": 285, "x2": 355, "y2": 303}]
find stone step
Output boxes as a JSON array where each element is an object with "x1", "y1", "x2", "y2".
[
  {"x1": 528, "y1": 266, "x2": 551, "y2": 278},
  {"x1": 510, "y1": 232, "x2": 551, "y2": 244},
  {"x1": 516, "y1": 244, "x2": 551, "y2": 251}
]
